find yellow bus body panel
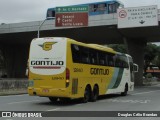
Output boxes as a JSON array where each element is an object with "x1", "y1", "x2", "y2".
[{"x1": 28, "y1": 37, "x2": 127, "y2": 99}]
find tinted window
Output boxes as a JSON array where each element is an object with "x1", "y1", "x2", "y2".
[
  {"x1": 115, "y1": 55, "x2": 129, "y2": 68},
  {"x1": 97, "y1": 3, "x2": 106, "y2": 11},
  {"x1": 89, "y1": 49, "x2": 98, "y2": 65},
  {"x1": 108, "y1": 54, "x2": 114, "y2": 66},
  {"x1": 71, "y1": 44, "x2": 90, "y2": 64},
  {"x1": 108, "y1": 2, "x2": 117, "y2": 13},
  {"x1": 47, "y1": 9, "x2": 55, "y2": 18},
  {"x1": 71, "y1": 44, "x2": 128, "y2": 68},
  {"x1": 81, "y1": 47, "x2": 90, "y2": 64},
  {"x1": 71, "y1": 44, "x2": 81, "y2": 63},
  {"x1": 89, "y1": 4, "x2": 95, "y2": 12},
  {"x1": 99, "y1": 51, "x2": 107, "y2": 66}
]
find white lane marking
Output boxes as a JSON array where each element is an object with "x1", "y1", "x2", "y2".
[
  {"x1": 8, "y1": 100, "x2": 41, "y2": 104},
  {"x1": 76, "y1": 103, "x2": 84, "y2": 106},
  {"x1": 46, "y1": 108, "x2": 60, "y2": 111},
  {"x1": 131, "y1": 90, "x2": 160, "y2": 95},
  {"x1": 99, "y1": 99, "x2": 151, "y2": 104}
]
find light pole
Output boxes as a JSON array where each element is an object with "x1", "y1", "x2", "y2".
[{"x1": 37, "y1": 17, "x2": 55, "y2": 38}]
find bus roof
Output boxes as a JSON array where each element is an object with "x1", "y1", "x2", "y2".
[
  {"x1": 33, "y1": 37, "x2": 122, "y2": 54},
  {"x1": 66, "y1": 38, "x2": 116, "y2": 53},
  {"x1": 88, "y1": 44, "x2": 114, "y2": 51}
]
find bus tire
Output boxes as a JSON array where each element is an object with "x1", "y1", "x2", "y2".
[
  {"x1": 82, "y1": 86, "x2": 91, "y2": 103},
  {"x1": 121, "y1": 84, "x2": 128, "y2": 96},
  {"x1": 49, "y1": 97, "x2": 58, "y2": 102},
  {"x1": 91, "y1": 85, "x2": 99, "y2": 102}
]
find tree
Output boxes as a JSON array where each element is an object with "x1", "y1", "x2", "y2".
[
  {"x1": 152, "y1": 45, "x2": 160, "y2": 67},
  {"x1": 108, "y1": 43, "x2": 160, "y2": 68},
  {"x1": 107, "y1": 44, "x2": 127, "y2": 53},
  {"x1": 144, "y1": 43, "x2": 159, "y2": 64}
]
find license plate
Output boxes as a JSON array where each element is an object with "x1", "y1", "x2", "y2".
[{"x1": 42, "y1": 89, "x2": 49, "y2": 93}]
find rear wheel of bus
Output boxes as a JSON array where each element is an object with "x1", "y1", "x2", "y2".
[
  {"x1": 82, "y1": 86, "x2": 91, "y2": 103},
  {"x1": 49, "y1": 97, "x2": 58, "y2": 102},
  {"x1": 91, "y1": 85, "x2": 99, "y2": 102}
]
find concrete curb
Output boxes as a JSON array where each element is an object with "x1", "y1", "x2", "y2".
[{"x1": 0, "y1": 89, "x2": 27, "y2": 96}]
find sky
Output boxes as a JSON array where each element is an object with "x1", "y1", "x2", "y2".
[{"x1": 0, "y1": 0, "x2": 159, "y2": 24}]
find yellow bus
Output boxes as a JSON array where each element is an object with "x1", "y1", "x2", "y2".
[{"x1": 28, "y1": 37, "x2": 138, "y2": 102}]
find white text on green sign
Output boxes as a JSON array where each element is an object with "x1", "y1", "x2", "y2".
[{"x1": 56, "y1": 6, "x2": 88, "y2": 13}]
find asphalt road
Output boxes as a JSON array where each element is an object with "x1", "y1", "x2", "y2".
[{"x1": 1, "y1": 84, "x2": 160, "y2": 120}]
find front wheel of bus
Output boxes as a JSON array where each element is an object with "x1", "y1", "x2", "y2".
[
  {"x1": 82, "y1": 86, "x2": 90, "y2": 103},
  {"x1": 121, "y1": 84, "x2": 128, "y2": 96},
  {"x1": 49, "y1": 97, "x2": 58, "y2": 102}
]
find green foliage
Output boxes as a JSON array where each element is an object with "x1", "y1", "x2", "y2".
[
  {"x1": 144, "y1": 43, "x2": 160, "y2": 62},
  {"x1": 145, "y1": 73, "x2": 152, "y2": 78},
  {"x1": 144, "y1": 43, "x2": 160, "y2": 67},
  {"x1": 0, "y1": 50, "x2": 4, "y2": 67},
  {"x1": 108, "y1": 43, "x2": 160, "y2": 68},
  {"x1": 107, "y1": 44, "x2": 127, "y2": 53}
]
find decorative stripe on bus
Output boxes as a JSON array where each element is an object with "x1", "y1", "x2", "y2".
[
  {"x1": 107, "y1": 68, "x2": 124, "y2": 89},
  {"x1": 112, "y1": 68, "x2": 124, "y2": 88},
  {"x1": 33, "y1": 66, "x2": 61, "y2": 69},
  {"x1": 107, "y1": 68, "x2": 119, "y2": 89}
]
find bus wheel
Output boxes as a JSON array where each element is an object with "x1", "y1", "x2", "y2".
[
  {"x1": 121, "y1": 84, "x2": 128, "y2": 96},
  {"x1": 91, "y1": 85, "x2": 99, "y2": 102},
  {"x1": 82, "y1": 86, "x2": 90, "y2": 103},
  {"x1": 49, "y1": 97, "x2": 58, "y2": 102}
]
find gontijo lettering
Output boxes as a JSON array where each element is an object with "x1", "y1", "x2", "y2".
[
  {"x1": 90, "y1": 68, "x2": 109, "y2": 75},
  {"x1": 31, "y1": 61, "x2": 64, "y2": 66}
]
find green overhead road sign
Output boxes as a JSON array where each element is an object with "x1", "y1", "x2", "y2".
[
  {"x1": 55, "y1": 5, "x2": 88, "y2": 27},
  {"x1": 56, "y1": 6, "x2": 88, "y2": 13}
]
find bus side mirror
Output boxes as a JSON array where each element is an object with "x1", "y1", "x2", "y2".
[{"x1": 133, "y1": 63, "x2": 138, "y2": 72}]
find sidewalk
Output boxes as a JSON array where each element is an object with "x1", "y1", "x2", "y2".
[
  {"x1": 0, "y1": 89, "x2": 27, "y2": 96},
  {"x1": 143, "y1": 77, "x2": 160, "y2": 86}
]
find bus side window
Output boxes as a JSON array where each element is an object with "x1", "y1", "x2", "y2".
[
  {"x1": 89, "y1": 49, "x2": 98, "y2": 65},
  {"x1": 81, "y1": 47, "x2": 90, "y2": 64},
  {"x1": 97, "y1": 3, "x2": 106, "y2": 11},
  {"x1": 108, "y1": 54, "x2": 114, "y2": 67},
  {"x1": 89, "y1": 4, "x2": 95, "y2": 12},
  {"x1": 71, "y1": 44, "x2": 81, "y2": 63},
  {"x1": 114, "y1": 55, "x2": 118, "y2": 67},
  {"x1": 115, "y1": 55, "x2": 124, "y2": 68},
  {"x1": 82, "y1": 57, "x2": 90, "y2": 64},
  {"x1": 94, "y1": 4, "x2": 98, "y2": 12},
  {"x1": 123, "y1": 56, "x2": 129, "y2": 68},
  {"x1": 99, "y1": 51, "x2": 106, "y2": 66},
  {"x1": 114, "y1": 55, "x2": 129, "y2": 68},
  {"x1": 129, "y1": 57, "x2": 134, "y2": 72},
  {"x1": 108, "y1": 2, "x2": 117, "y2": 14}
]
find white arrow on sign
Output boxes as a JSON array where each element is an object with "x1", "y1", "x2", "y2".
[{"x1": 57, "y1": 17, "x2": 61, "y2": 23}]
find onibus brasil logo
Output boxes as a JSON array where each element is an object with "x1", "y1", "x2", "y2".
[{"x1": 39, "y1": 42, "x2": 57, "y2": 51}]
